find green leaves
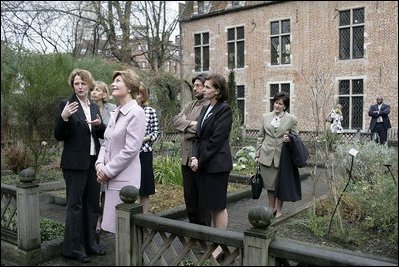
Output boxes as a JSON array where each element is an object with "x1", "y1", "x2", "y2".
[
  {"x1": 232, "y1": 146, "x2": 256, "y2": 175},
  {"x1": 153, "y1": 155, "x2": 183, "y2": 186},
  {"x1": 40, "y1": 217, "x2": 64, "y2": 242}
]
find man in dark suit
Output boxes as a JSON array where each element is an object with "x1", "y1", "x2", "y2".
[{"x1": 368, "y1": 96, "x2": 391, "y2": 145}]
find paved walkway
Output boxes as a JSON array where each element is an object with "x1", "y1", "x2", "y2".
[{"x1": 37, "y1": 166, "x2": 329, "y2": 266}]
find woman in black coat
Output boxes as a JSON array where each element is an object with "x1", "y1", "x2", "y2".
[
  {"x1": 190, "y1": 73, "x2": 233, "y2": 259},
  {"x1": 54, "y1": 69, "x2": 106, "y2": 263}
]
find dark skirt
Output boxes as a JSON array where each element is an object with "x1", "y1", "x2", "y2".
[
  {"x1": 139, "y1": 151, "x2": 156, "y2": 197},
  {"x1": 198, "y1": 172, "x2": 229, "y2": 210}
]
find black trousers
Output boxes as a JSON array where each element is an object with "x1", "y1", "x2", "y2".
[
  {"x1": 372, "y1": 122, "x2": 388, "y2": 145},
  {"x1": 62, "y1": 156, "x2": 101, "y2": 258},
  {"x1": 182, "y1": 165, "x2": 211, "y2": 226}
]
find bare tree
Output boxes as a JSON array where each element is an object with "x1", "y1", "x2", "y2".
[
  {"x1": 1, "y1": 1, "x2": 179, "y2": 69},
  {"x1": 1, "y1": 1, "x2": 77, "y2": 53},
  {"x1": 298, "y1": 61, "x2": 336, "y2": 135},
  {"x1": 131, "y1": 1, "x2": 179, "y2": 71},
  {"x1": 298, "y1": 60, "x2": 346, "y2": 233}
]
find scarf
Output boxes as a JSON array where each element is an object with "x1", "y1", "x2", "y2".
[{"x1": 271, "y1": 112, "x2": 284, "y2": 128}]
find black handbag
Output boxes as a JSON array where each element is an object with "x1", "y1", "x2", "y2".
[{"x1": 251, "y1": 164, "x2": 263, "y2": 199}]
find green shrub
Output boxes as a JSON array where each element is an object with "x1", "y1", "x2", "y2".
[
  {"x1": 300, "y1": 209, "x2": 330, "y2": 238},
  {"x1": 344, "y1": 173, "x2": 397, "y2": 234},
  {"x1": 232, "y1": 145, "x2": 256, "y2": 175},
  {"x1": 40, "y1": 217, "x2": 64, "y2": 242},
  {"x1": 334, "y1": 140, "x2": 398, "y2": 183},
  {"x1": 153, "y1": 155, "x2": 183, "y2": 186},
  {"x1": 311, "y1": 140, "x2": 398, "y2": 242}
]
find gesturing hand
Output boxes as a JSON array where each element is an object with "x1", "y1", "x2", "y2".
[
  {"x1": 61, "y1": 101, "x2": 78, "y2": 121},
  {"x1": 87, "y1": 114, "x2": 102, "y2": 126}
]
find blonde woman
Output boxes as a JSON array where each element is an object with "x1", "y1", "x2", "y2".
[
  {"x1": 91, "y1": 81, "x2": 117, "y2": 127},
  {"x1": 329, "y1": 104, "x2": 343, "y2": 133},
  {"x1": 90, "y1": 81, "x2": 116, "y2": 234},
  {"x1": 95, "y1": 69, "x2": 146, "y2": 233}
]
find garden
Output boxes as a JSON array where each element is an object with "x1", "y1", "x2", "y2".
[
  {"x1": 1, "y1": 133, "x2": 398, "y2": 260},
  {"x1": 1, "y1": 48, "x2": 397, "y2": 261}
]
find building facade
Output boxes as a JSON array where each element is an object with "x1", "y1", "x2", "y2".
[{"x1": 179, "y1": 1, "x2": 398, "y2": 132}]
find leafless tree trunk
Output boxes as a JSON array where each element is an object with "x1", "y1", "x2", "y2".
[
  {"x1": 298, "y1": 59, "x2": 346, "y2": 233},
  {"x1": 297, "y1": 60, "x2": 337, "y2": 213},
  {"x1": 298, "y1": 61, "x2": 336, "y2": 134}
]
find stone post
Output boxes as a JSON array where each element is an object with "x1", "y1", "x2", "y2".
[
  {"x1": 243, "y1": 206, "x2": 276, "y2": 266},
  {"x1": 115, "y1": 186, "x2": 143, "y2": 266},
  {"x1": 16, "y1": 167, "x2": 41, "y2": 251}
]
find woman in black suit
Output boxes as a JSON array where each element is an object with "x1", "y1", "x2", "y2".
[
  {"x1": 54, "y1": 69, "x2": 106, "y2": 263},
  {"x1": 190, "y1": 73, "x2": 233, "y2": 259}
]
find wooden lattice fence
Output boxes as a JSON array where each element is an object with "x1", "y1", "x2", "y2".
[{"x1": 1, "y1": 184, "x2": 18, "y2": 245}]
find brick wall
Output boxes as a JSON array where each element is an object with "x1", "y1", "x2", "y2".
[{"x1": 179, "y1": 1, "x2": 398, "y2": 132}]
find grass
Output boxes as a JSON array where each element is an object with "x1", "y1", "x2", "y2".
[{"x1": 1, "y1": 169, "x2": 63, "y2": 185}]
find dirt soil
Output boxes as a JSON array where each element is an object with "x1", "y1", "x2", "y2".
[
  {"x1": 270, "y1": 208, "x2": 397, "y2": 260},
  {"x1": 149, "y1": 182, "x2": 248, "y2": 214},
  {"x1": 149, "y1": 183, "x2": 185, "y2": 213}
]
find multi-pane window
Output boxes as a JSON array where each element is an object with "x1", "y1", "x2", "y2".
[
  {"x1": 339, "y1": 8, "x2": 364, "y2": 59},
  {"x1": 194, "y1": 32, "x2": 209, "y2": 72},
  {"x1": 270, "y1": 19, "x2": 291, "y2": 65},
  {"x1": 227, "y1": 26, "x2": 245, "y2": 69},
  {"x1": 269, "y1": 83, "x2": 290, "y2": 113},
  {"x1": 236, "y1": 85, "x2": 245, "y2": 125},
  {"x1": 338, "y1": 79, "x2": 364, "y2": 130}
]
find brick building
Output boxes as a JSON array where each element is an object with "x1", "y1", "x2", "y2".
[{"x1": 178, "y1": 1, "x2": 397, "y2": 133}]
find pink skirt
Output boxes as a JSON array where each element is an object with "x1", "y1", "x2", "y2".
[{"x1": 101, "y1": 189, "x2": 123, "y2": 234}]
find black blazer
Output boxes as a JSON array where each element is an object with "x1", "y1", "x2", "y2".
[
  {"x1": 54, "y1": 94, "x2": 106, "y2": 170},
  {"x1": 192, "y1": 101, "x2": 233, "y2": 173}
]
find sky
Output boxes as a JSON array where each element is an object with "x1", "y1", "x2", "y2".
[
  {"x1": 170, "y1": 1, "x2": 184, "y2": 40},
  {"x1": 2, "y1": 1, "x2": 185, "y2": 53}
]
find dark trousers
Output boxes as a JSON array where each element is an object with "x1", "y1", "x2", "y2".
[
  {"x1": 182, "y1": 165, "x2": 211, "y2": 226},
  {"x1": 372, "y1": 123, "x2": 388, "y2": 145},
  {"x1": 62, "y1": 156, "x2": 101, "y2": 258}
]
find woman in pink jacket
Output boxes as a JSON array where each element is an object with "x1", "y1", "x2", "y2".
[{"x1": 95, "y1": 69, "x2": 146, "y2": 233}]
